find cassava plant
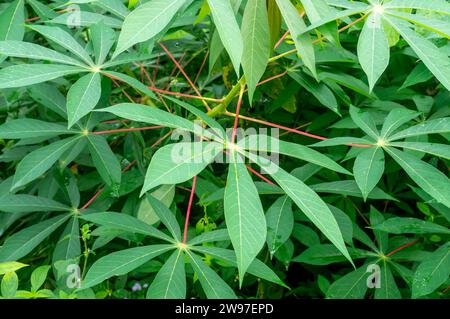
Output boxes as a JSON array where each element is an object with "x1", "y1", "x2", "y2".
[{"x1": 0, "y1": 0, "x2": 449, "y2": 300}]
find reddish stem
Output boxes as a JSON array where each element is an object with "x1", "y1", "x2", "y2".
[
  {"x1": 140, "y1": 65, "x2": 172, "y2": 113},
  {"x1": 112, "y1": 79, "x2": 135, "y2": 103},
  {"x1": 169, "y1": 52, "x2": 189, "y2": 84},
  {"x1": 256, "y1": 71, "x2": 288, "y2": 87},
  {"x1": 159, "y1": 43, "x2": 211, "y2": 111},
  {"x1": 93, "y1": 126, "x2": 164, "y2": 135},
  {"x1": 151, "y1": 130, "x2": 173, "y2": 148},
  {"x1": 246, "y1": 165, "x2": 276, "y2": 186},
  {"x1": 80, "y1": 161, "x2": 137, "y2": 210},
  {"x1": 274, "y1": 31, "x2": 290, "y2": 49},
  {"x1": 229, "y1": 111, "x2": 326, "y2": 140},
  {"x1": 122, "y1": 160, "x2": 137, "y2": 173},
  {"x1": 147, "y1": 86, "x2": 222, "y2": 102},
  {"x1": 101, "y1": 119, "x2": 130, "y2": 124},
  {"x1": 231, "y1": 85, "x2": 246, "y2": 144},
  {"x1": 153, "y1": 54, "x2": 161, "y2": 83},
  {"x1": 225, "y1": 112, "x2": 372, "y2": 148},
  {"x1": 183, "y1": 176, "x2": 197, "y2": 244},
  {"x1": 25, "y1": 9, "x2": 67, "y2": 22},
  {"x1": 193, "y1": 51, "x2": 209, "y2": 85},
  {"x1": 80, "y1": 188, "x2": 103, "y2": 210},
  {"x1": 386, "y1": 239, "x2": 419, "y2": 257}
]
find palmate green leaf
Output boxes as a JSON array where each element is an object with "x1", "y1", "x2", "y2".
[
  {"x1": 384, "y1": 0, "x2": 450, "y2": 14},
  {"x1": 102, "y1": 52, "x2": 154, "y2": 68},
  {"x1": 164, "y1": 96, "x2": 225, "y2": 138},
  {"x1": 224, "y1": 151, "x2": 266, "y2": 286},
  {"x1": 372, "y1": 217, "x2": 450, "y2": 235},
  {"x1": 114, "y1": 0, "x2": 187, "y2": 58},
  {"x1": 246, "y1": 152, "x2": 352, "y2": 265},
  {"x1": 187, "y1": 229, "x2": 230, "y2": 245},
  {"x1": 357, "y1": 12, "x2": 390, "y2": 92},
  {"x1": 146, "y1": 249, "x2": 185, "y2": 299},
  {"x1": 67, "y1": 72, "x2": 102, "y2": 128},
  {"x1": 311, "y1": 137, "x2": 373, "y2": 147},
  {"x1": 288, "y1": 72, "x2": 339, "y2": 114},
  {"x1": 369, "y1": 206, "x2": 388, "y2": 253},
  {"x1": 275, "y1": 0, "x2": 316, "y2": 77},
  {"x1": 0, "y1": 214, "x2": 70, "y2": 263},
  {"x1": 101, "y1": 71, "x2": 157, "y2": 100},
  {"x1": 326, "y1": 265, "x2": 369, "y2": 299},
  {"x1": 0, "y1": 194, "x2": 70, "y2": 213},
  {"x1": 184, "y1": 250, "x2": 237, "y2": 299},
  {"x1": 86, "y1": 135, "x2": 121, "y2": 188},
  {"x1": 412, "y1": 243, "x2": 450, "y2": 298},
  {"x1": 79, "y1": 212, "x2": 174, "y2": 243},
  {"x1": 98, "y1": 103, "x2": 218, "y2": 140},
  {"x1": 241, "y1": 0, "x2": 270, "y2": 102},
  {"x1": 386, "y1": 11, "x2": 450, "y2": 39},
  {"x1": 353, "y1": 146, "x2": 385, "y2": 201},
  {"x1": 208, "y1": 29, "x2": 223, "y2": 73},
  {"x1": 146, "y1": 195, "x2": 181, "y2": 241},
  {"x1": 375, "y1": 263, "x2": 401, "y2": 299},
  {"x1": 330, "y1": 205, "x2": 354, "y2": 245},
  {"x1": 400, "y1": 62, "x2": 433, "y2": 90},
  {"x1": 310, "y1": 180, "x2": 396, "y2": 201},
  {"x1": 0, "y1": 41, "x2": 85, "y2": 67},
  {"x1": 96, "y1": 0, "x2": 130, "y2": 18},
  {"x1": 390, "y1": 142, "x2": 450, "y2": 160},
  {"x1": 137, "y1": 185, "x2": 175, "y2": 225},
  {"x1": 53, "y1": 216, "x2": 81, "y2": 264},
  {"x1": 266, "y1": 195, "x2": 293, "y2": 256},
  {"x1": 207, "y1": 0, "x2": 243, "y2": 76},
  {"x1": 0, "y1": 0, "x2": 24, "y2": 43},
  {"x1": 0, "y1": 261, "x2": 28, "y2": 275},
  {"x1": 385, "y1": 147, "x2": 450, "y2": 208},
  {"x1": 54, "y1": 168, "x2": 80, "y2": 209},
  {"x1": 388, "y1": 118, "x2": 450, "y2": 141},
  {"x1": 0, "y1": 119, "x2": 74, "y2": 139},
  {"x1": 380, "y1": 108, "x2": 420, "y2": 139},
  {"x1": 301, "y1": 6, "x2": 370, "y2": 34},
  {"x1": 90, "y1": 22, "x2": 116, "y2": 65},
  {"x1": 0, "y1": 213, "x2": 27, "y2": 239},
  {"x1": 320, "y1": 72, "x2": 374, "y2": 98},
  {"x1": 141, "y1": 142, "x2": 223, "y2": 195},
  {"x1": 0, "y1": 64, "x2": 87, "y2": 89},
  {"x1": 292, "y1": 223, "x2": 320, "y2": 247},
  {"x1": 50, "y1": 11, "x2": 123, "y2": 29},
  {"x1": 27, "y1": 25, "x2": 94, "y2": 66},
  {"x1": 301, "y1": 0, "x2": 340, "y2": 45},
  {"x1": 350, "y1": 106, "x2": 379, "y2": 140},
  {"x1": 384, "y1": 16, "x2": 450, "y2": 91},
  {"x1": 26, "y1": 0, "x2": 56, "y2": 19},
  {"x1": 191, "y1": 245, "x2": 288, "y2": 288},
  {"x1": 292, "y1": 244, "x2": 370, "y2": 266},
  {"x1": 241, "y1": 135, "x2": 351, "y2": 175},
  {"x1": 81, "y1": 244, "x2": 174, "y2": 290},
  {"x1": 27, "y1": 83, "x2": 67, "y2": 119},
  {"x1": 266, "y1": 169, "x2": 353, "y2": 264},
  {"x1": 58, "y1": 138, "x2": 88, "y2": 171},
  {"x1": 11, "y1": 136, "x2": 83, "y2": 191}
]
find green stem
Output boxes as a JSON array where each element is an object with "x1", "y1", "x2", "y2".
[
  {"x1": 207, "y1": 47, "x2": 296, "y2": 119},
  {"x1": 207, "y1": 77, "x2": 246, "y2": 117},
  {"x1": 81, "y1": 240, "x2": 89, "y2": 279}
]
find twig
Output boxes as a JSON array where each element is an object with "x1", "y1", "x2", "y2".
[
  {"x1": 183, "y1": 176, "x2": 197, "y2": 244},
  {"x1": 159, "y1": 43, "x2": 211, "y2": 111}
]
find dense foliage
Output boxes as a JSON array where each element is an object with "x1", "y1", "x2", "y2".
[{"x1": 0, "y1": 0, "x2": 449, "y2": 300}]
